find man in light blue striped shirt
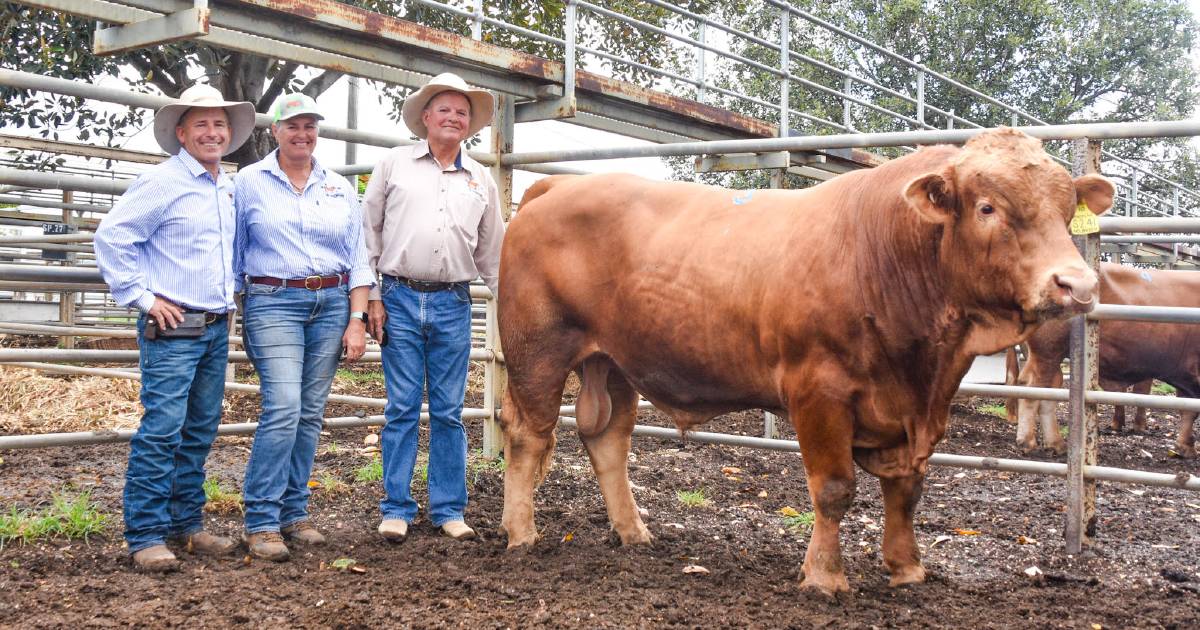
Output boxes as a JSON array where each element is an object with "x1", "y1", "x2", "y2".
[{"x1": 94, "y1": 84, "x2": 255, "y2": 572}]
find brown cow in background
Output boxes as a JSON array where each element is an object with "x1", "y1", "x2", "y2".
[
  {"x1": 497, "y1": 129, "x2": 1112, "y2": 595},
  {"x1": 1015, "y1": 264, "x2": 1200, "y2": 457}
]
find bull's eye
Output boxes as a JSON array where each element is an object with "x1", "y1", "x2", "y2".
[{"x1": 980, "y1": 204, "x2": 995, "y2": 215}]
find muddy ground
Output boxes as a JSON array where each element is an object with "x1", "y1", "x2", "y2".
[{"x1": 1, "y1": 367, "x2": 1198, "y2": 628}]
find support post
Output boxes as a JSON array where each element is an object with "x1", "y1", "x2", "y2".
[
  {"x1": 778, "y1": 7, "x2": 790, "y2": 138},
  {"x1": 345, "y1": 76, "x2": 359, "y2": 165},
  {"x1": 695, "y1": 21, "x2": 707, "y2": 104},
  {"x1": 916, "y1": 70, "x2": 925, "y2": 126},
  {"x1": 483, "y1": 92, "x2": 515, "y2": 460},
  {"x1": 843, "y1": 76, "x2": 853, "y2": 131},
  {"x1": 1066, "y1": 138, "x2": 1102, "y2": 554},
  {"x1": 58, "y1": 191, "x2": 76, "y2": 349}
]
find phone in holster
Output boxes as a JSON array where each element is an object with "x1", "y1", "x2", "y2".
[{"x1": 144, "y1": 312, "x2": 207, "y2": 340}]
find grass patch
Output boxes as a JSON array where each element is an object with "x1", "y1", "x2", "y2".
[
  {"x1": 977, "y1": 403, "x2": 1007, "y2": 418},
  {"x1": 1152, "y1": 381, "x2": 1176, "y2": 395},
  {"x1": 314, "y1": 471, "x2": 349, "y2": 497},
  {"x1": 467, "y1": 450, "x2": 505, "y2": 488},
  {"x1": 335, "y1": 368, "x2": 385, "y2": 385},
  {"x1": 353, "y1": 457, "x2": 383, "y2": 483},
  {"x1": 783, "y1": 511, "x2": 816, "y2": 532},
  {"x1": 0, "y1": 490, "x2": 109, "y2": 548},
  {"x1": 676, "y1": 489, "x2": 711, "y2": 508},
  {"x1": 202, "y1": 478, "x2": 244, "y2": 515}
]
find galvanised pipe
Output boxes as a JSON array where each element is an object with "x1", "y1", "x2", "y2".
[
  {"x1": 501, "y1": 120, "x2": 1200, "y2": 165},
  {"x1": 555, "y1": 418, "x2": 1198, "y2": 491},
  {"x1": 0, "y1": 348, "x2": 495, "y2": 362}
]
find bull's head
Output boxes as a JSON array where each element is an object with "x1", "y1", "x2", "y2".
[{"x1": 903, "y1": 128, "x2": 1113, "y2": 325}]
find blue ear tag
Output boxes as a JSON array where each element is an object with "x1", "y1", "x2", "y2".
[
  {"x1": 732, "y1": 191, "x2": 754, "y2": 205},
  {"x1": 1140, "y1": 270, "x2": 1152, "y2": 283}
]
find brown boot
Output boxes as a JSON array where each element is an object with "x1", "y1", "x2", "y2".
[
  {"x1": 243, "y1": 531, "x2": 290, "y2": 562},
  {"x1": 281, "y1": 521, "x2": 326, "y2": 545},
  {"x1": 131, "y1": 544, "x2": 180, "y2": 572},
  {"x1": 168, "y1": 531, "x2": 237, "y2": 556}
]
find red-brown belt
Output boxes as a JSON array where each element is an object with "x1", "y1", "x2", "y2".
[{"x1": 248, "y1": 273, "x2": 348, "y2": 290}]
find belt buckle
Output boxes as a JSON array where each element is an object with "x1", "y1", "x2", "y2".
[
  {"x1": 304, "y1": 275, "x2": 322, "y2": 290},
  {"x1": 204, "y1": 313, "x2": 219, "y2": 325}
]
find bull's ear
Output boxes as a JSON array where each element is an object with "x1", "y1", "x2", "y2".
[
  {"x1": 903, "y1": 169, "x2": 956, "y2": 223},
  {"x1": 1074, "y1": 174, "x2": 1114, "y2": 216}
]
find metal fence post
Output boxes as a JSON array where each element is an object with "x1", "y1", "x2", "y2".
[
  {"x1": 916, "y1": 70, "x2": 925, "y2": 126},
  {"x1": 696, "y1": 21, "x2": 707, "y2": 104},
  {"x1": 778, "y1": 7, "x2": 790, "y2": 137},
  {"x1": 1066, "y1": 138, "x2": 1102, "y2": 553},
  {"x1": 483, "y1": 92, "x2": 514, "y2": 460},
  {"x1": 843, "y1": 76, "x2": 853, "y2": 131},
  {"x1": 471, "y1": 0, "x2": 484, "y2": 40},
  {"x1": 58, "y1": 190, "x2": 77, "y2": 349}
]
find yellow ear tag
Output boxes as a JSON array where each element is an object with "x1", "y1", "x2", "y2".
[{"x1": 1069, "y1": 201, "x2": 1099, "y2": 235}]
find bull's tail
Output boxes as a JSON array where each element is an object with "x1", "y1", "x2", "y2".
[{"x1": 517, "y1": 174, "x2": 576, "y2": 212}]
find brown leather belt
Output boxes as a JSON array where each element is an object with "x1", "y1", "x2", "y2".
[
  {"x1": 387, "y1": 275, "x2": 464, "y2": 293},
  {"x1": 249, "y1": 273, "x2": 348, "y2": 290}
]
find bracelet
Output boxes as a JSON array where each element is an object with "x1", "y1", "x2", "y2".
[{"x1": 350, "y1": 310, "x2": 367, "y2": 322}]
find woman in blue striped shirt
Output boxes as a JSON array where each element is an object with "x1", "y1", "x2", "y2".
[{"x1": 233, "y1": 94, "x2": 374, "y2": 561}]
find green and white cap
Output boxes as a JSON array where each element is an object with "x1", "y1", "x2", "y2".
[{"x1": 272, "y1": 93, "x2": 324, "y2": 123}]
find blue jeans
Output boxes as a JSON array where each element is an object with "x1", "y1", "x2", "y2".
[
  {"x1": 242, "y1": 283, "x2": 349, "y2": 533},
  {"x1": 379, "y1": 278, "x2": 473, "y2": 526},
  {"x1": 125, "y1": 314, "x2": 230, "y2": 553}
]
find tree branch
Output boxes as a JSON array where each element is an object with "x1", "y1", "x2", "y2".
[
  {"x1": 301, "y1": 70, "x2": 345, "y2": 99},
  {"x1": 259, "y1": 61, "x2": 299, "y2": 113}
]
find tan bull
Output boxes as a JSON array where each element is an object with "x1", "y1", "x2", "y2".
[
  {"x1": 497, "y1": 129, "x2": 1112, "y2": 595},
  {"x1": 1015, "y1": 263, "x2": 1200, "y2": 457}
]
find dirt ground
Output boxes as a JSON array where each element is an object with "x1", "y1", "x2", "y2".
[{"x1": 1, "y1": 367, "x2": 1199, "y2": 628}]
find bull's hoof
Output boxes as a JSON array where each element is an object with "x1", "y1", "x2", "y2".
[
  {"x1": 887, "y1": 564, "x2": 926, "y2": 588},
  {"x1": 1173, "y1": 445, "x2": 1196, "y2": 459},
  {"x1": 799, "y1": 571, "x2": 850, "y2": 597},
  {"x1": 502, "y1": 527, "x2": 540, "y2": 550},
  {"x1": 1018, "y1": 441, "x2": 1040, "y2": 456},
  {"x1": 617, "y1": 524, "x2": 653, "y2": 546},
  {"x1": 1045, "y1": 442, "x2": 1068, "y2": 457}
]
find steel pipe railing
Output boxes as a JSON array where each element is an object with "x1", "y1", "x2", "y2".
[{"x1": 501, "y1": 120, "x2": 1200, "y2": 165}]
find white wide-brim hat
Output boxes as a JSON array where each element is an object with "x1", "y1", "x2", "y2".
[
  {"x1": 153, "y1": 84, "x2": 256, "y2": 156},
  {"x1": 401, "y1": 73, "x2": 495, "y2": 140}
]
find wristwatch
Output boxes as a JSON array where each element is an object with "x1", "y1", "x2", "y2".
[{"x1": 350, "y1": 310, "x2": 367, "y2": 322}]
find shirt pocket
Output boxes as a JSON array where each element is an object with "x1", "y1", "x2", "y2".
[{"x1": 448, "y1": 185, "x2": 486, "y2": 232}]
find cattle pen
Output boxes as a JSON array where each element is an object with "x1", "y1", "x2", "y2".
[{"x1": 2, "y1": 0, "x2": 1200, "y2": 624}]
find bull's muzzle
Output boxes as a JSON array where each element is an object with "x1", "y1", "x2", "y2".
[{"x1": 1051, "y1": 268, "x2": 1099, "y2": 315}]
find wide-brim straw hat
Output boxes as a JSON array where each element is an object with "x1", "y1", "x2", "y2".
[
  {"x1": 153, "y1": 84, "x2": 256, "y2": 156},
  {"x1": 401, "y1": 72, "x2": 495, "y2": 139}
]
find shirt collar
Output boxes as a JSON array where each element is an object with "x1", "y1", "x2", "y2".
[
  {"x1": 266, "y1": 149, "x2": 324, "y2": 186},
  {"x1": 413, "y1": 140, "x2": 464, "y2": 172},
  {"x1": 177, "y1": 148, "x2": 226, "y2": 183}
]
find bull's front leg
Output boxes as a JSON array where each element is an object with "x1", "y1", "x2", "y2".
[
  {"x1": 1176, "y1": 411, "x2": 1197, "y2": 458},
  {"x1": 791, "y1": 399, "x2": 856, "y2": 595},
  {"x1": 880, "y1": 473, "x2": 926, "y2": 587}
]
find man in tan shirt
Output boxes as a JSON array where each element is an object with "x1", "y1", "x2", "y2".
[{"x1": 363, "y1": 73, "x2": 504, "y2": 542}]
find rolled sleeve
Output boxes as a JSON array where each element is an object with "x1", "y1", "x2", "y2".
[
  {"x1": 473, "y1": 173, "x2": 505, "y2": 300},
  {"x1": 94, "y1": 175, "x2": 166, "y2": 311}
]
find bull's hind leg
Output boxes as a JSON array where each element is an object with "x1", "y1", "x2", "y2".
[
  {"x1": 881, "y1": 473, "x2": 926, "y2": 587},
  {"x1": 791, "y1": 397, "x2": 856, "y2": 595},
  {"x1": 499, "y1": 340, "x2": 577, "y2": 549},
  {"x1": 577, "y1": 361, "x2": 651, "y2": 545}
]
